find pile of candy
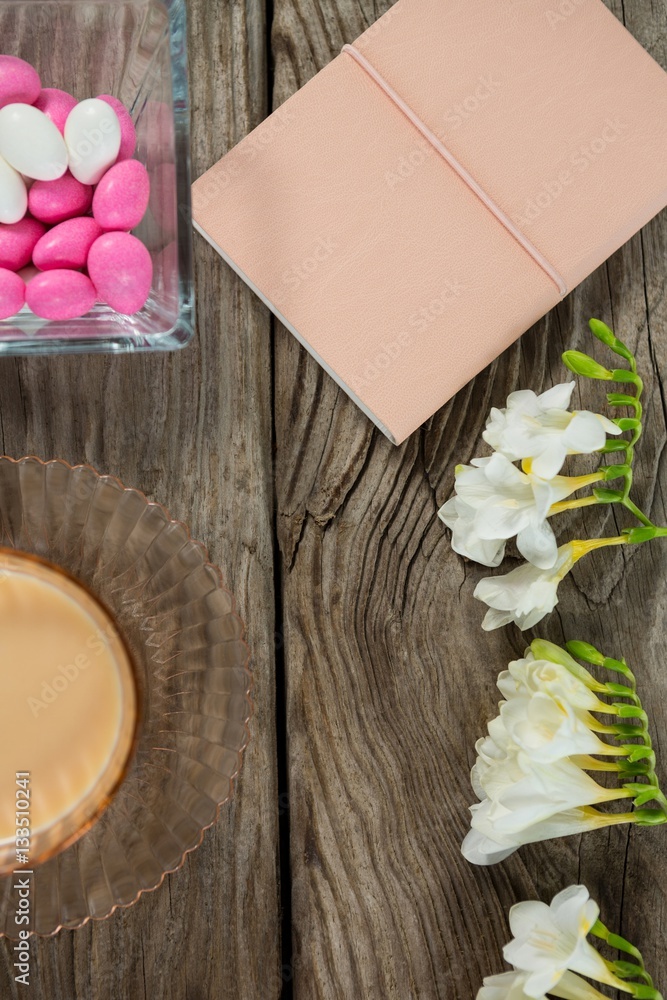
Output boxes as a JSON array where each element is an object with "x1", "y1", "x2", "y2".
[{"x1": 0, "y1": 54, "x2": 153, "y2": 323}]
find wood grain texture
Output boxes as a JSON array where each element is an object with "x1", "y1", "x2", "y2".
[
  {"x1": 0, "y1": 1, "x2": 282, "y2": 998},
  {"x1": 272, "y1": 1, "x2": 667, "y2": 997},
  {"x1": 1, "y1": 0, "x2": 667, "y2": 998}
]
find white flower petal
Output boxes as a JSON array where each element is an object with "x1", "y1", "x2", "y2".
[
  {"x1": 461, "y1": 825, "x2": 519, "y2": 866},
  {"x1": 537, "y1": 382, "x2": 576, "y2": 411},
  {"x1": 497, "y1": 669, "x2": 521, "y2": 700},
  {"x1": 551, "y1": 886, "x2": 599, "y2": 936},
  {"x1": 452, "y1": 528, "x2": 506, "y2": 568},
  {"x1": 478, "y1": 972, "x2": 540, "y2": 1000},
  {"x1": 438, "y1": 496, "x2": 459, "y2": 528},
  {"x1": 477, "y1": 499, "x2": 530, "y2": 541},
  {"x1": 551, "y1": 971, "x2": 610, "y2": 1000},
  {"x1": 482, "y1": 608, "x2": 516, "y2": 631},
  {"x1": 476, "y1": 381, "x2": 615, "y2": 490},
  {"x1": 508, "y1": 900, "x2": 552, "y2": 940},
  {"x1": 441, "y1": 496, "x2": 507, "y2": 567},
  {"x1": 567, "y1": 942, "x2": 617, "y2": 987},
  {"x1": 530, "y1": 477, "x2": 563, "y2": 520},
  {"x1": 484, "y1": 452, "x2": 528, "y2": 489},
  {"x1": 561, "y1": 412, "x2": 608, "y2": 453},
  {"x1": 530, "y1": 445, "x2": 568, "y2": 479},
  {"x1": 516, "y1": 520, "x2": 558, "y2": 570},
  {"x1": 455, "y1": 464, "x2": 501, "y2": 507},
  {"x1": 506, "y1": 389, "x2": 542, "y2": 413},
  {"x1": 523, "y1": 970, "x2": 567, "y2": 999},
  {"x1": 474, "y1": 562, "x2": 544, "y2": 612},
  {"x1": 597, "y1": 414, "x2": 623, "y2": 436},
  {"x1": 515, "y1": 606, "x2": 553, "y2": 630}
]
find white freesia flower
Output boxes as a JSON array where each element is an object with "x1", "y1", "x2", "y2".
[
  {"x1": 494, "y1": 651, "x2": 617, "y2": 763},
  {"x1": 473, "y1": 753, "x2": 628, "y2": 839},
  {"x1": 478, "y1": 969, "x2": 609, "y2": 1000},
  {"x1": 439, "y1": 454, "x2": 599, "y2": 570},
  {"x1": 478, "y1": 971, "x2": 540, "y2": 1000},
  {"x1": 462, "y1": 805, "x2": 627, "y2": 866},
  {"x1": 499, "y1": 693, "x2": 618, "y2": 764},
  {"x1": 474, "y1": 544, "x2": 577, "y2": 631},
  {"x1": 497, "y1": 651, "x2": 607, "y2": 715},
  {"x1": 463, "y1": 643, "x2": 636, "y2": 866},
  {"x1": 439, "y1": 494, "x2": 507, "y2": 567},
  {"x1": 438, "y1": 459, "x2": 507, "y2": 567},
  {"x1": 504, "y1": 886, "x2": 628, "y2": 998},
  {"x1": 478, "y1": 886, "x2": 644, "y2": 1000},
  {"x1": 483, "y1": 382, "x2": 621, "y2": 479}
]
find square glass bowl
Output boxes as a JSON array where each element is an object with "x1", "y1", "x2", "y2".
[{"x1": 0, "y1": 0, "x2": 194, "y2": 354}]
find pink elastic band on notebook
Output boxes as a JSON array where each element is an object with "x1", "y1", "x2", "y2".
[{"x1": 342, "y1": 44, "x2": 568, "y2": 298}]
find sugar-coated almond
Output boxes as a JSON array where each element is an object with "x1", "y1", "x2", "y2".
[
  {"x1": 0, "y1": 154, "x2": 27, "y2": 224},
  {"x1": 0, "y1": 267, "x2": 25, "y2": 318},
  {"x1": 28, "y1": 173, "x2": 93, "y2": 224},
  {"x1": 0, "y1": 103, "x2": 69, "y2": 181},
  {"x1": 64, "y1": 99, "x2": 121, "y2": 185},
  {"x1": 0, "y1": 56, "x2": 41, "y2": 110},
  {"x1": 87, "y1": 232, "x2": 152, "y2": 314},
  {"x1": 93, "y1": 160, "x2": 149, "y2": 231},
  {"x1": 0, "y1": 216, "x2": 46, "y2": 270},
  {"x1": 26, "y1": 269, "x2": 96, "y2": 320},
  {"x1": 33, "y1": 217, "x2": 104, "y2": 271}
]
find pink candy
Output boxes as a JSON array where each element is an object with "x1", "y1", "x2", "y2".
[
  {"x1": 88, "y1": 232, "x2": 152, "y2": 315},
  {"x1": 0, "y1": 216, "x2": 46, "y2": 270},
  {"x1": 97, "y1": 95, "x2": 137, "y2": 162},
  {"x1": 26, "y1": 269, "x2": 97, "y2": 320},
  {"x1": 0, "y1": 55, "x2": 41, "y2": 109},
  {"x1": 93, "y1": 159, "x2": 149, "y2": 231},
  {"x1": 0, "y1": 267, "x2": 25, "y2": 318},
  {"x1": 28, "y1": 173, "x2": 93, "y2": 224},
  {"x1": 0, "y1": 54, "x2": 154, "y2": 325},
  {"x1": 33, "y1": 88, "x2": 78, "y2": 134},
  {"x1": 33, "y1": 217, "x2": 103, "y2": 271}
]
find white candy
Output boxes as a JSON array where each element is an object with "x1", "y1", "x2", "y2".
[
  {"x1": 0, "y1": 153, "x2": 27, "y2": 223},
  {"x1": 64, "y1": 98, "x2": 121, "y2": 185},
  {"x1": 0, "y1": 103, "x2": 68, "y2": 181}
]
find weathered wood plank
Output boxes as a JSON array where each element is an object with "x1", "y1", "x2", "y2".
[
  {"x1": 0, "y1": 1, "x2": 282, "y2": 997},
  {"x1": 273, "y1": 1, "x2": 667, "y2": 996}
]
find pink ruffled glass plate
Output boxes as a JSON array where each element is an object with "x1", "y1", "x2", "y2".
[{"x1": 0, "y1": 456, "x2": 252, "y2": 937}]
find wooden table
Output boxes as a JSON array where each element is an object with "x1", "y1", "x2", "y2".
[{"x1": 2, "y1": 0, "x2": 667, "y2": 997}]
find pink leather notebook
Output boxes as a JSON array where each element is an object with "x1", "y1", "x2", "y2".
[{"x1": 192, "y1": 0, "x2": 667, "y2": 444}]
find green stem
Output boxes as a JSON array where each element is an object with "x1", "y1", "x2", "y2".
[
  {"x1": 649, "y1": 788, "x2": 667, "y2": 814},
  {"x1": 621, "y1": 376, "x2": 643, "y2": 500},
  {"x1": 591, "y1": 920, "x2": 646, "y2": 968},
  {"x1": 566, "y1": 640, "x2": 667, "y2": 818},
  {"x1": 603, "y1": 656, "x2": 638, "y2": 690},
  {"x1": 622, "y1": 497, "x2": 655, "y2": 527}
]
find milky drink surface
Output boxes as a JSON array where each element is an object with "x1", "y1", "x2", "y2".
[{"x1": 0, "y1": 550, "x2": 137, "y2": 871}]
